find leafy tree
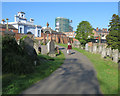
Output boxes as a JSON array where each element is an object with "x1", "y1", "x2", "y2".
[
  {"x1": 75, "y1": 21, "x2": 94, "y2": 46},
  {"x1": 106, "y1": 14, "x2": 120, "y2": 51}
]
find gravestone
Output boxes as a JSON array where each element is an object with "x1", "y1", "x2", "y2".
[
  {"x1": 93, "y1": 43, "x2": 97, "y2": 54},
  {"x1": 41, "y1": 45, "x2": 48, "y2": 55},
  {"x1": 85, "y1": 43, "x2": 88, "y2": 51},
  {"x1": 98, "y1": 45, "x2": 102, "y2": 54},
  {"x1": 34, "y1": 43, "x2": 39, "y2": 54},
  {"x1": 88, "y1": 46, "x2": 93, "y2": 53},
  {"x1": 47, "y1": 41, "x2": 50, "y2": 53},
  {"x1": 48, "y1": 40, "x2": 56, "y2": 57},
  {"x1": 106, "y1": 47, "x2": 112, "y2": 57},
  {"x1": 112, "y1": 49, "x2": 119, "y2": 63},
  {"x1": 101, "y1": 46, "x2": 106, "y2": 58},
  {"x1": 22, "y1": 37, "x2": 37, "y2": 58}
]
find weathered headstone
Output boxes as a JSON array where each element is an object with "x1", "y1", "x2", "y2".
[
  {"x1": 112, "y1": 49, "x2": 119, "y2": 63},
  {"x1": 106, "y1": 47, "x2": 112, "y2": 57},
  {"x1": 41, "y1": 45, "x2": 48, "y2": 55},
  {"x1": 34, "y1": 43, "x2": 39, "y2": 54},
  {"x1": 88, "y1": 46, "x2": 93, "y2": 53},
  {"x1": 98, "y1": 45, "x2": 102, "y2": 54},
  {"x1": 21, "y1": 37, "x2": 37, "y2": 58},
  {"x1": 93, "y1": 43, "x2": 97, "y2": 54},
  {"x1": 48, "y1": 40, "x2": 56, "y2": 57},
  {"x1": 47, "y1": 41, "x2": 50, "y2": 53},
  {"x1": 85, "y1": 43, "x2": 88, "y2": 51},
  {"x1": 101, "y1": 46, "x2": 106, "y2": 58}
]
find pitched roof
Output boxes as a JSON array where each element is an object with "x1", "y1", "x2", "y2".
[{"x1": 0, "y1": 24, "x2": 18, "y2": 30}]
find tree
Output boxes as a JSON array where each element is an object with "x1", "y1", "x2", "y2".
[
  {"x1": 106, "y1": 14, "x2": 120, "y2": 51},
  {"x1": 75, "y1": 21, "x2": 94, "y2": 46}
]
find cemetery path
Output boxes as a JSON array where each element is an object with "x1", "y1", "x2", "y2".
[{"x1": 20, "y1": 46, "x2": 102, "y2": 95}]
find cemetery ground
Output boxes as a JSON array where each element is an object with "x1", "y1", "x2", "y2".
[
  {"x1": 57, "y1": 43, "x2": 118, "y2": 94},
  {"x1": 2, "y1": 51, "x2": 65, "y2": 95}
]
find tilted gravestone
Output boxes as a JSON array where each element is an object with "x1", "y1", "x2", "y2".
[
  {"x1": 112, "y1": 49, "x2": 119, "y2": 63},
  {"x1": 21, "y1": 37, "x2": 37, "y2": 58},
  {"x1": 34, "y1": 43, "x2": 39, "y2": 54},
  {"x1": 85, "y1": 43, "x2": 88, "y2": 51}
]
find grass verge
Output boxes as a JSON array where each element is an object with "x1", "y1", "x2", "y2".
[
  {"x1": 57, "y1": 43, "x2": 118, "y2": 94},
  {"x1": 2, "y1": 51, "x2": 65, "y2": 95}
]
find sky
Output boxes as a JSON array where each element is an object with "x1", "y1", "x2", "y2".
[{"x1": 1, "y1": 2, "x2": 118, "y2": 31}]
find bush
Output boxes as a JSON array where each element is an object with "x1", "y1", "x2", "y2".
[{"x1": 2, "y1": 36, "x2": 35, "y2": 74}]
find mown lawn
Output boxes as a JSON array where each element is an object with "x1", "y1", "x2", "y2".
[
  {"x1": 57, "y1": 43, "x2": 118, "y2": 95},
  {"x1": 2, "y1": 51, "x2": 65, "y2": 95}
]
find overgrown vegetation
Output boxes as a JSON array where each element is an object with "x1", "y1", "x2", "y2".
[
  {"x1": 58, "y1": 43, "x2": 118, "y2": 94},
  {"x1": 2, "y1": 36, "x2": 65, "y2": 94},
  {"x1": 2, "y1": 36, "x2": 37, "y2": 74}
]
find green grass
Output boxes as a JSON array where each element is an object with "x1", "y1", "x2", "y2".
[
  {"x1": 57, "y1": 43, "x2": 118, "y2": 94},
  {"x1": 2, "y1": 51, "x2": 65, "y2": 95}
]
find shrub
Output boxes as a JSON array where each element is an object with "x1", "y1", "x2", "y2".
[{"x1": 2, "y1": 36, "x2": 35, "y2": 74}]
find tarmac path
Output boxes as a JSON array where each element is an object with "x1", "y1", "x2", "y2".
[{"x1": 20, "y1": 46, "x2": 102, "y2": 95}]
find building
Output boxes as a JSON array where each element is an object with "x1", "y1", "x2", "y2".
[
  {"x1": 4, "y1": 12, "x2": 42, "y2": 37},
  {"x1": 92, "y1": 27, "x2": 109, "y2": 43},
  {"x1": 55, "y1": 17, "x2": 73, "y2": 32},
  {"x1": 0, "y1": 22, "x2": 17, "y2": 36},
  {"x1": 63, "y1": 31, "x2": 76, "y2": 38}
]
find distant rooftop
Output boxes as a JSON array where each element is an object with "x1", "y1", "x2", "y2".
[{"x1": 18, "y1": 12, "x2": 25, "y2": 14}]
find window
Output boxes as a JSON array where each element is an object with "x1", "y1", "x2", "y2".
[
  {"x1": 20, "y1": 27, "x2": 22, "y2": 33},
  {"x1": 38, "y1": 30, "x2": 40, "y2": 37}
]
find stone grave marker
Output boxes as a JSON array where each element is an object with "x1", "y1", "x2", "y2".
[
  {"x1": 85, "y1": 43, "x2": 88, "y2": 51},
  {"x1": 93, "y1": 43, "x2": 97, "y2": 54},
  {"x1": 106, "y1": 47, "x2": 112, "y2": 57},
  {"x1": 49, "y1": 40, "x2": 56, "y2": 57},
  {"x1": 101, "y1": 46, "x2": 106, "y2": 58},
  {"x1": 41, "y1": 45, "x2": 48, "y2": 55},
  {"x1": 98, "y1": 45, "x2": 102, "y2": 54},
  {"x1": 112, "y1": 49, "x2": 119, "y2": 63},
  {"x1": 22, "y1": 37, "x2": 37, "y2": 58}
]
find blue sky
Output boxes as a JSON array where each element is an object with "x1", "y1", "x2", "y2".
[{"x1": 2, "y1": 2, "x2": 118, "y2": 31}]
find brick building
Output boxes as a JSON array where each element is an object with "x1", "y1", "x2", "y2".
[{"x1": 92, "y1": 27, "x2": 109, "y2": 39}]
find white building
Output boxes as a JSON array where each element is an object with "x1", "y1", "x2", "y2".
[{"x1": 8, "y1": 12, "x2": 42, "y2": 37}]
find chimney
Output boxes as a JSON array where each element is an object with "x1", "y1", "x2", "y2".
[
  {"x1": 104, "y1": 28, "x2": 107, "y2": 32},
  {"x1": 96, "y1": 27, "x2": 98, "y2": 31},
  {"x1": 102, "y1": 28, "x2": 104, "y2": 32},
  {"x1": 1, "y1": 19, "x2": 5, "y2": 24}
]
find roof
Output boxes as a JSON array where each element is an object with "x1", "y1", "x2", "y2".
[
  {"x1": 0, "y1": 30, "x2": 15, "y2": 35},
  {"x1": 94, "y1": 29, "x2": 109, "y2": 33},
  {"x1": 18, "y1": 12, "x2": 25, "y2": 14},
  {"x1": 0, "y1": 24, "x2": 18, "y2": 30}
]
